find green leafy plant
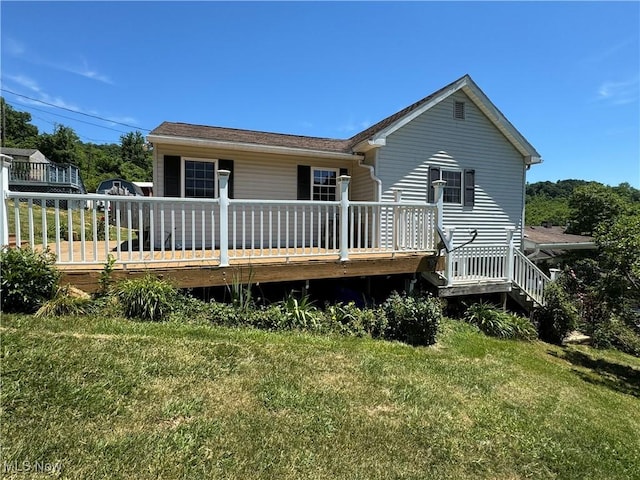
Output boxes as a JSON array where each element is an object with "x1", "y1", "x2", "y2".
[
  {"x1": 278, "y1": 292, "x2": 319, "y2": 330},
  {"x1": 35, "y1": 285, "x2": 91, "y2": 317},
  {"x1": 381, "y1": 291, "x2": 441, "y2": 346},
  {"x1": 97, "y1": 254, "x2": 116, "y2": 296},
  {"x1": 0, "y1": 247, "x2": 60, "y2": 313},
  {"x1": 115, "y1": 274, "x2": 178, "y2": 321},
  {"x1": 533, "y1": 282, "x2": 579, "y2": 344},
  {"x1": 226, "y1": 269, "x2": 255, "y2": 313},
  {"x1": 464, "y1": 302, "x2": 537, "y2": 341}
]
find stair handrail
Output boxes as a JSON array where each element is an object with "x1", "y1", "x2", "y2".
[{"x1": 512, "y1": 249, "x2": 551, "y2": 306}]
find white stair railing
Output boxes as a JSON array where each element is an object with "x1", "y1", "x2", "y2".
[{"x1": 512, "y1": 249, "x2": 550, "y2": 306}]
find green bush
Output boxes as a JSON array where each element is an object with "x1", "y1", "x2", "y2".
[
  {"x1": 0, "y1": 247, "x2": 60, "y2": 313},
  {"x1": 533, "y1": 282, "x2": 579, "y2": 344},
  {"x1": 591, "y1": 314, "x2": 640, "y2": 357},
  {"x1": 381, "y1": 292, "x2": 441, "y2": 346},
  {"x1": 464, "y1": 302, "x2": 537, "y2": 341},
  {"x1": 115, "y1": 275, "x2": 178, "y2": 321}
]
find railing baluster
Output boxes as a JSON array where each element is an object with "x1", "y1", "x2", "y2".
[{"x1": 28, "y1": 199, "x2": 34, "y2": 249}]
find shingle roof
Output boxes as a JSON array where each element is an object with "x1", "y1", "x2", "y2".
[
  {"x1": 0, "y1": 147, "x2": 39, "y2": 156},
  {"x1": 149, "y1": 122, "x2": 353, "y2": 153},
  {"x1": 524, "y1": 226, "x2": 594, "y2": 245},
  {"x1": 150, "y1": 75, "x2": 516, "y2": 158}
]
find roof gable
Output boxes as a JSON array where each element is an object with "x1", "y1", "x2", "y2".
[{"x1": 350, "y1": 75, "x2": 541, "y2": 164}]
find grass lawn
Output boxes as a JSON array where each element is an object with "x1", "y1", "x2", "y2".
[{"x1": 1, "y1": 314, "x2": 639, "y2": 479}]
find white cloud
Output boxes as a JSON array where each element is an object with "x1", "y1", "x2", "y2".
[
  {"x1": 3, "y1": 37, "x2": 113, "y2": 85},
  {"x1": 597, "y1": 77, "x2": 639, "y2": 106}
]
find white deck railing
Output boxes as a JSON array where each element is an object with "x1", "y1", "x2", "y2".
[
  {"x1": 443, "y1": 229, "x2": 550, "y2": 306},
  {"x1": 2, "y1": 173, "x2": 439, "y2": 267}
]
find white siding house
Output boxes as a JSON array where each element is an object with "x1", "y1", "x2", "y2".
[{"x1": 147, "y1": 75, "x2": 541, "y2": 251}]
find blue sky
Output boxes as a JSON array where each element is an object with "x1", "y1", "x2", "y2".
[{"x1": 1, "y1": 1, "x2": 639, "y2": 187}]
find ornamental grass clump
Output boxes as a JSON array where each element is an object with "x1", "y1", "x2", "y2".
[
  {"x1": 115, "y1": 275, "x2": 178, "y2": 321},
  {"x1": 464, "y1": 302, "x2": 537, "y2": 341}
]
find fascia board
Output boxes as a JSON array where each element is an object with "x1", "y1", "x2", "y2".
[{"x1": 147, "y1": 134, "x2": 358, "y2": 161}]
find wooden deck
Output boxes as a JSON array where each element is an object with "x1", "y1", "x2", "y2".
[{"x1": 49, "y1": 240, "x2": 441, "y2": 292}]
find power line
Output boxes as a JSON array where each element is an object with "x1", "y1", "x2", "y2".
[
  {"x1": 1, "y1": 88, "x2": 151, "y2": 132},
  {"x1": 6, "y1": 100, "x2": 130, "y2": 135}
]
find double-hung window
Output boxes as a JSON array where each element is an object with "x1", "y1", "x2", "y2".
[
  {"x1": 184, "y1": 159, "x2": 216, "y2": 198},
  {"x1": 428, "y1": 166, "x2": 475, "y2": 206},
  {"x1": 311, "y1": 168, "x2": 339, "y2": 201},
  {"x1": 441, "y1": 170, "x2": 462, "y2": 204}
]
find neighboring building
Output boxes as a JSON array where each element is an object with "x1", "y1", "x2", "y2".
[
  {"x1": 96, "y1": 178, "x2": 145, "y2": 197},
  {"x1": 133, "y1": 181, "x2": 153, "y2": 196},
  {"x1": 148, "y1": 74, "x2": 541, "y2": 250},
  {"x1": 524, "y1": 224, "x2": 596, "y2": 263},
  {"x1": 2, "y1": 147, "x2": 86, "y2": 194}
]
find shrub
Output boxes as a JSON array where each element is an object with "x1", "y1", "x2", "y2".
[
  {"x1": 115, "y1": 275, "x2": 178, "y2": 321},
  {"x1": 464, "y1": 302, "x2": 513, "y2": 338},
  {"x1": 381, "y1": 292, "x2": 441, "y2": 346},
  {"x1": 464, "y1": 302, "x2": 537, "y2": 341},
  {"x1": 591, "y1": 314, "x2": 640, "y2": 357},
  {"x1": 277, "y1": 293, "x2": 320, "y2": 331},
  {"x1": 0, "y1": 247, "x2": 60, "y2": 313},
  {"x1": 533, "y1": 282, "x2": 579, "y2": 344},
  {"x1": 35, "y1": 285, "x2": 91, "y2": 317}
]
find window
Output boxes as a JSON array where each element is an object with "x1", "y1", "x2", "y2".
[
  {"x1": 184, "y1": 159, "x2": 216, "y2": 198},
  {"x1": 311, "y1": 168, "x2": 338, "y2": 201},
  {"x1": 441, "y1": 170, "x2": 462, "y2": 203},
  {"x1": 429, "y1": 166, "x2": 472, "y2": 205},
  {"x1": 454, "y1": 101, "x2": 465, "y2": 120}
]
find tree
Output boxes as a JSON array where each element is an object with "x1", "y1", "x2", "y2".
[
  {"x1": 566, "y1": 184, "x2": 628, "y2": 235},
  {"x1": 37, "y1": 124, "x2": 81, "y2": 165},
  {"x1": 120, "y1": 131, "x2": 151, "y2": 179},
  {"x1": 0, "y1": 97, "x2": 39, "y2": 147}
]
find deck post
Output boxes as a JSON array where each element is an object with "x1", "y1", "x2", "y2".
[
  {"x1": 338, "y1": 175, "x2": 351, "y2": 262},
  {"x1": 218, "y1": 170, "x2": 230, "y2": 267},
  {"x1": 505, "y1": 227, "x2": 515, "y2": 282},
  {"x1": 0, "y1": 154, "x2": 13, "y2": 247},
  {"x1": 392, "y1": 189, "x2": 402, "y2": 250},
  {"x1": 432, "y1": 180, "x2": 446, "y2": 231},
  {"x1": 444, "y1": 227, "x2": 455, "y2": 286}
]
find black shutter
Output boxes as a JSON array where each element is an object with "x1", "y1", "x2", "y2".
[
  {"x1": 164, "y1": 155, "x2": 181, "y2": 197},
  {"x1": 464, "y1": 169, "x2": 475, "y2": 207},
  {"x1": 428, "y1": 166, "x2": 440, "y2": 203},
  {"x1": 297, "y1": 165, "x2": 311, "y2": 200},
  {"x1": 218, "y1": 159, "x2": 234, "y2": 198},
  {"x1": 339, "y1": 168, "x2": 348, "y2": 177}
]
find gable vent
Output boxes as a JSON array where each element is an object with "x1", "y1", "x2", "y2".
[{"x1": 454, "y1": 101, "x2": 465, "y2": 120}]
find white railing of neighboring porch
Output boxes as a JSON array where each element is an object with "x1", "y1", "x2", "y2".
[{"x1": 1, "y1": 169, "x2": 442, "y2": 267}]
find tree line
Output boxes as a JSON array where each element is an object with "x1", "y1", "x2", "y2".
[{"x1": 1, "y1": 97, "x2": 152, "y2": 193}]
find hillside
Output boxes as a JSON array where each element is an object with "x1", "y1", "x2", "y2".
[{"x1": 2, "y1": 314, "x2": 639, "y2": 479}]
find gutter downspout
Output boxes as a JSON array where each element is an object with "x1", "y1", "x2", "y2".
[{"x1": 358, "y1": 150, "x2": 382, "y2": 202}]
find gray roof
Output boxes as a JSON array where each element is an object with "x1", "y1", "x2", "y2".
[
  {"x1": 0, "y1": 147, "x2": 39, "y2": 156},
  {"x1": 148, "y1": 76, "x2": 468, "y2": 155}
]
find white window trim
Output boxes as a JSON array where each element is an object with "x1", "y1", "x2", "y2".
[
  {"x1": 311, "y1": 167, "x2": 340, "y2": 201},
  {"x1": 182, "y1": 157, "x2": 218, "y2": 198},
  {"x1": 440, "y1": 168, "x2": 463, "y2": 205}
]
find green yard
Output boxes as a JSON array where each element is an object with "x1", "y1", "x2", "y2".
[{"x1": 1, "y1": 314, "x2": 639, "y2": 479}]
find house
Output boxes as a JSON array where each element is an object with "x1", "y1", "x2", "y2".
[
  {"x1": 2, "y1": 75, "x2": 550, "y2": 306},
  {"x1": 148, "y1": 75, "x2": 541, "y2": 251},
  {"x1": 1, "y1": 147, "x2": 86, "y2": 194},
  {"x1": 133, "y1": 182, "x2": 153, "y2": 196}
]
